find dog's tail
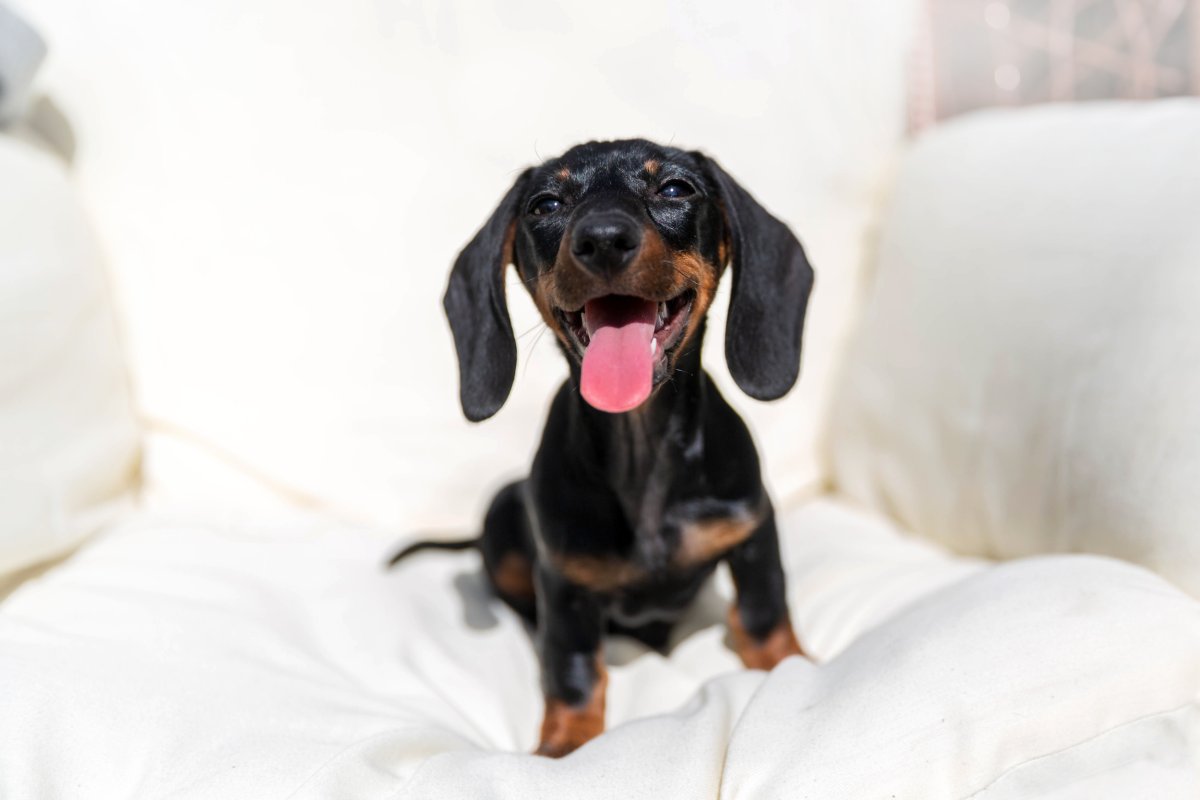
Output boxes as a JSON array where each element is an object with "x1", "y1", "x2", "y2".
[{"x1": 386, "y1": 536, "x2": 479, "y2": 568}]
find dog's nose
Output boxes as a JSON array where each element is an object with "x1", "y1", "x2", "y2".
[{"x1": 570, "y1": 213, "x2": 643, "y2": 277}]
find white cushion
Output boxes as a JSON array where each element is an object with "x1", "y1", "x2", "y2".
[
  {"x1": 2, "y1": 498, "x2": 1196, "y2": 797},
  {"x1": 827, "y1": 100, "x2": 1200, "y2": 594},
  {"x1": 0, "y1": 2, "x2": 46, "y2": 125},
  {"x1": 18, "y1": 0, "x2": 917, "y2": 529},
  {"x1": 0, "y1": 136, "x2": 139, "y2": 575}
]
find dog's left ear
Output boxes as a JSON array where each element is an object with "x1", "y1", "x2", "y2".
[
  {"x1": 699, "y1": 156, "x2": 815, "y2": 401},
  {"x1": 443, "y1": 168, "x2": 532, "y2": 422}
]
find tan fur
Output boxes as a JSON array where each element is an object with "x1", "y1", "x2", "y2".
[
  {"x1": 550, "y1": 553, "x2": 646, "y2": 592},
  {"x1": 727, "y1": 606, "x2": 805, "y2": 670},
  {"x1": 668, "y1": 250, "x2": 720, "y2": 352},
  {"x1": 533, "y1": 230, "x2": 722, "y2": 365},
  {"x1": 537, "y1": 658, "x2": 608, "y2": 757},
  {"x1": 492, "y1": 552, "x2": 535, "y2": 601},
  {"x1": 674, "y1": 515, "x2": 758, "y2": 568}
]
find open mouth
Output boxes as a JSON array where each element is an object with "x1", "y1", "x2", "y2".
[
  {"x1": 556, "y1": 291, "x2": 694, "y2": 357},
  {"x1": 554, "y1": 290, "x2": 695, "y2": 413}
]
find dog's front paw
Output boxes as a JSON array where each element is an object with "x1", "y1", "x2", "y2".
[
  {"x1": 727, "y1": 605, "x2": 805, "y2": 670},
  {"x1": 534, "y1": 695, "x2": 605, "y2": 758},
  {"x1": 534, "y1": 737, "x2": 583, "y2": 759}
]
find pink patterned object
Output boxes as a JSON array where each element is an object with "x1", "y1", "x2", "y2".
[{"x1": 913, "y1": 0, "x2": 1200, "y2": 128}]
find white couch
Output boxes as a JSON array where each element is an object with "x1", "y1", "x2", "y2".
[{"x1": 2, "y1": 2, "x2": 1199, "y2": 797}]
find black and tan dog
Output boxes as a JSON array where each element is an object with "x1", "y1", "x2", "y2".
[{"x1": 391, "y1": 139, "x2": 814, "y2": 757}]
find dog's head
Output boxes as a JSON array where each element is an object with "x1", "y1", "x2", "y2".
[{"x1": 444, "y1": 139, "x2": 814, "y2": 420}]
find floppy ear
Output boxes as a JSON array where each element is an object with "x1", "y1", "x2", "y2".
[
  {"x1": 703, "y1": 157, "x2": 814, "y2": 401},
  {"x1": 443, "y1": 169, "x2": 532, "y2": 422}
]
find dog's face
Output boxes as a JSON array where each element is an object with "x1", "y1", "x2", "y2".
[
  {"x1": 516, "y1": 142, "x2": 724, "y2": 412},
  {"x1": 445, "y1": 139, "x2": 814, "y2": 421}
]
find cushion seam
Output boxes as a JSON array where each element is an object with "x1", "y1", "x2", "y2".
[{"x1": 961, "y1": 699, "x2": 1200, "y2": 799}]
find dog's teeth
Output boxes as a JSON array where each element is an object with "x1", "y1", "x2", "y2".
[{"x1": 651, "y1": 338, "x2": 658, "y2": 355}]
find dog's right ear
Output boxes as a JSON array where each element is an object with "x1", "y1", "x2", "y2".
[{"x1": 443, "y1": 169, "x2": 532, "y2": 422}]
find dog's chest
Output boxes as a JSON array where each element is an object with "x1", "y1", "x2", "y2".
[
  {"x1": 672, "y1": 511, "x2": 759, "y2": 566},
  {"x1": 550, "y1": 494, "x2": 760, "y2": 593},
  {"x1": 604, "y1": 423, "x2": 758, "y2": 570}
]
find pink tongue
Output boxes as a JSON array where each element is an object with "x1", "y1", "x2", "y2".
[{"x1": 580, "y1": 296, "x2": 657, "y2": 413}]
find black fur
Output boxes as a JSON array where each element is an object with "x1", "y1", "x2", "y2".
[
  {"x1": 443, "y1": 169, "x2": 531, "y2": 422},
  {"x1": 704, "y1": 157, "x2": 814, "y2": 400},
  {"x1": 392, "y1": 139, "x2": 813, "y2": 756}
]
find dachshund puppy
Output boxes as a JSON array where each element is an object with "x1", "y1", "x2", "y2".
[{"x1": 392, "y1": 139, "x2": 814, "y2": 757}]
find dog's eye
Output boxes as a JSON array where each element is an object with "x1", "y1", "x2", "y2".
[
  {"x1": 529, "y1": 196, "x2": 563, "y2": 216},
  {"x1": 657, "y1": 180, "x2": 695, "y2": 199}
]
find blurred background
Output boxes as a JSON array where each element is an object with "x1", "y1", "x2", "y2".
[{"x1": 2, "y1": 0, "x2": 1198, "y2": 548}]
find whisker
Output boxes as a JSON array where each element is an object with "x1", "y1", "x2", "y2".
[
  {"x1": 530, "y1": 323, "x2": 549, "y2": 351},
  {"x1": 522, "y1": 324, "x2": 552, "y2": 379},
  {"x1": 661, "y1": 260, "x2": 701, "y2": 289},
  {"x1": 517, "y1": 320, "x2": 546, "y2": 340}
]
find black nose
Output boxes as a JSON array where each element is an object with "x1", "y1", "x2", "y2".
[{"x1": 570, "y1": 212, "x2": 643, "y2": 276}]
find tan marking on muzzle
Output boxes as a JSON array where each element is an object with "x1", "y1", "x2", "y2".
[
  {"x1": 667, "y1": 249, "x2": 720, "y2": 352},
  {"x1": 543, "y1": 225, "x2": 688, "y2": 312}
]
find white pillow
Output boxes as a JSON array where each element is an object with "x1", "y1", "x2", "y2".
[
  {"x1": 19, "y1": 0, "x2": 917, "y2": 531},
  {"x1": 0, "y1": 2, "x2": 46, "y2": 125},
  {"x1": 0, "y1": 136, "x2": 139, "y2": 574},
  {"x1": 826, "y1": 100, "x2": 1200, "y2": 594},
  {"x1": 2, "y1": 500, "x2": 1197, "y2": 797}
]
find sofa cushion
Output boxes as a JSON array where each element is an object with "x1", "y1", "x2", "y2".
[
  {"x1": 0, "y1": 2, "x2": 45, "y2": 125},
  {"x1": 0, "y1": 136, "x2": 139, "y2": 576},
  {"x1": 826, "y1": 100, "x2": 1200, "y2": 595},
  {"x1": 1, "y1": 499, "x2": 1197, "y2": 798}
]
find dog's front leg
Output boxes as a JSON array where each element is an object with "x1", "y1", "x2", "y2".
[
  {"x1": 533, "y1": 566, "x2": 606, "y2": 757},
  {"x1": 726, "y1": 512, "x2": 805, "y2": 670}
]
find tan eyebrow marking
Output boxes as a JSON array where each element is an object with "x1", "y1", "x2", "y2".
[
  {"x1": 556, "y1": 167, "x2": 570, "y2": 180},
  {"x1": 644, "y1": 159, "x2": 660, "y2": 175}
]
